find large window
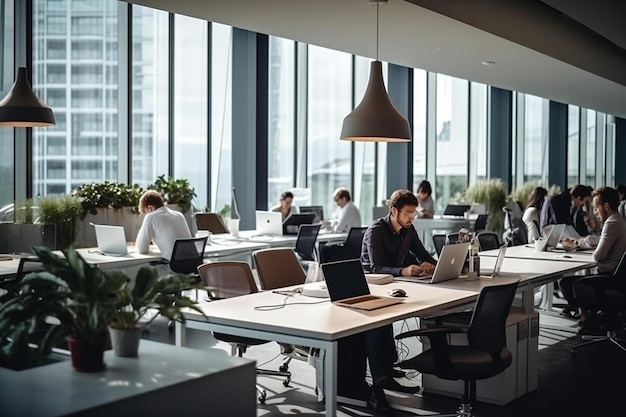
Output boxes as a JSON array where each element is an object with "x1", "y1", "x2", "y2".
[
  {"x1": 567, "y1": 105, "x2": 580, "y2": 187},
  {"x1": 412, "y1": 68, "x2": 427, "y2": 191},
  {"x1": 267, "y1": 36, "x2": 295, "y2": 209},
  {"x1": 0, "y1": 0, "x2": 14, "y2": 208},
  {"x1": 523, "y1": 94, "x2": 549, "y2": 183},
  {"x1": 469, "y1": 82, "x2": 488, "y2": 183},
  {"x1": 434, "y1": 74, "x2": 468, "y2": 213},
  {"x1": 585, "y1": 109, "x2": 596, "y2": 186},
  {"x1": 307, "y1": 46, "x2": 352, "y2": 218}
]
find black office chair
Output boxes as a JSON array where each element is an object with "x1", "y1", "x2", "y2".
[
  {"x1": 477, "y1": 232, "x2": 500, "y2": 251},
  {"x1": 294, "y1": 224, "x2": 321, "y2": 262},
  {"x1": 473, "y1": 214, "x2": 489, "y2": 234},
  {"x1": 446, "y1": 233, "x2": 459, "y2": 245},
  {"x1": 343, "y1": 226, "x2": 367, "y2": 259},
  {"x1": 432, "y1": 234, "x2": 447, "y2": 257},
  {"x1": 570, "y1": 252, "x2": 626, "y2": 354},
  {"x1": 169, "y1": 236, "x2": 208, "y2": 277},
  {"x1": 0, "y1": 257, "x2": 43, "y2": 297},
  {"x1": 197, "y1": 261, "x2": 292, "y2": 404},
  {"x1": 395, "y1": 280, "x2": 518, "y2": 417}
]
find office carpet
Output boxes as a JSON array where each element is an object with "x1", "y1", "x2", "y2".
[{"x1": 143, "y1": 314, "x2": 624, "y2": 416}]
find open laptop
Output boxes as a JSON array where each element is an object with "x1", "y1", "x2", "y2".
[
  {"x1": 443, "y1": 204, "x2": 471, "y2": 217},
  {"x1": 321, "y1": 259, "x2": 404, "y2": 310},
  {"x1": 299, "y1": 205, "x2": 324, "y2": 224},
  {"x1": 482, "y1": 244, "x2": 507, "y2": 278},
  {"x1": 93, "y1": 224, "x2": 128, "y2": 256},
  {"x1": 255, "y1": 210, "x2": 283, "y2": 236},
  {"x1": 396, "y1": 242, "x2": 470, "y2": 284},
  {"x1": 283, "y1": 212, "x2": 316, "y2": 235},
  {"x1": 195, "y1": 212, "x2": 229, "y2": 234},
  {"x1": 538, "y1": 223, "x2": 566, "y2": 251}
]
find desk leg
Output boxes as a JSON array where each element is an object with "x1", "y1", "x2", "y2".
[
  {"x1": 324, "y1": 341, "x2": 338, "y2": 416},
  {"x1": 175, "y1": 321, "x2": 187, "y2": 347}
]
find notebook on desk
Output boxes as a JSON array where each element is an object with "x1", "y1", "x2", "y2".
[
  {"x1": 93, "y1": 224, "x2": 128, "y2": 256},
  {"x1": 396, "y1": 242, "x2": 470, "y2": 284},
  {"x1": 321, "y1": 259, "x2": 403, "y2": 310}
]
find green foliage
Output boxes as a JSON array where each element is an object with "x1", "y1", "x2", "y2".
[
  {"x1": 72, "y1": 181, "x2": 144, "y2": 219},
  {"x1": 149, "y1": 175, "x2": 196, "y2": 213},
  {"x1": 0, "y1": 246, "x2": 126, "y2": 365},
  {"x1": 37, "y1": 196, "x2": 83, "y2": 250},
  {"x1": 110, "y1": 266, "x2": 209, "y2": 330},
  {"x1": 218, "y1": 204, "x2": 231, "y2": 219},
  {"x1": 464, "y1": 179, "x2": 508, "y2": 234},
  {"x1": 509, "y1": 181, "x2": 562, "y2": 207},
  {"x1": 14, "y1": 198, "x2": 36, "y2": 224}
]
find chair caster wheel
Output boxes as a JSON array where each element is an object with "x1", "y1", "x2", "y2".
[
  {"x1": 279, "y1": 364, "x2": 289, "y2": 372},
  {"x1": 283, "y1": 377, "x2": 291, "y2": 387},
  {"x1": 258, "y1": 390, "x2": 267, "y2": 404}
]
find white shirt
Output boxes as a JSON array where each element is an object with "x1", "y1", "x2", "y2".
[
  {"x1": 522, "y1": 207, "x2": 541, "y2": 243},
  {"x1": 136, "y1": 206, "x2": 192, "y2": 260},
  {"x1": 334, "y1": 201, "x2": 362, "y2": 233}
]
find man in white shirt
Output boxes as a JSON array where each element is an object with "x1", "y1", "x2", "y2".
[
  {"x1": 136, "y1": 190, "x2": 192, "y2": 260},
  {"x1": 332, "y1": 187, "x2": 362, "y2": 233}
]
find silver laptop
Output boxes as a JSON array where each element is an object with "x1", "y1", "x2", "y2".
[
  {"x1": 397, "y1": 242, "x2": 470, "y2": 284},
  {"x1": 321, "y1": 259, "x2": 404, "y2": 311},
  {"x1": 93, "y1": 224, "x2": 128, "y2": 256},
  {"x1": 543, "y1": 224, "x2": 566, "y2": 251},
  {"x1": 482, "y1": 244, "x2": 507, "y2": 278},
  {"x1": 255, "y1": 210, "x2": 283, "y2": 236}
]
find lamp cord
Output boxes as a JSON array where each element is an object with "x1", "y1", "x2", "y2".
[{"x1": 376, "y1": 1, "x2": 379, "y2": 61}]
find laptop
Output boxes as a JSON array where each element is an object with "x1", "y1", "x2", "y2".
[
  {"x1": 321, "y1": 259, "x2": 404, "y2": 310},
  {"x1": 255, "y1": 210, "x2": 283, "y2": 236},
  {"x1": 396, "y1": 242, "x2": 470, "y2": 284},
  {"x1": 195, "y1": 212, "x2": 229, "y2": 234},
  {"x1": 443, "y1": 204, "x2": 471, "y2": 217},
  {"x1": 93, "y1": 224, "x2": 128, "y2": 256},
  {"x1": 299, "y1": 205, "x2": 324, "y2": 224},
  {"x1": 283, "y1": 212, "x2": 316, "y2": 235},
  {"x1": 482, "y1": 244, "x2": 507, "y2": 278},
  {"x1": 540, "y1": 223, "x2": 566, "y2": 251}
]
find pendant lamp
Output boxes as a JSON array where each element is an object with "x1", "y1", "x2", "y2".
[
  {"x1": 340, "y1": 0, "x2": 411, "y2": 142},
  {"x1": 0, "y1": 67, "x2": 55, "y2": 127}
]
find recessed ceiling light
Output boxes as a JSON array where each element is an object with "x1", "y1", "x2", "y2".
[{"x1": 481, "y1": 61, "x2": 495, "y2": 66}]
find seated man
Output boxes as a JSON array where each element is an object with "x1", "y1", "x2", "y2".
[
  {"x1": 346, "y1": 189, "x2": 436, "y2": 411},
  {"x1": 558, "y1": 186, "x2": 626, "y2": 325},
  {"x1": 135, "y1": 190, "x2": 192, "y2": 260},
  {"x1": 332, "y1": 187, "x2": 362, "y2": 233},
  {"x1": 540, "y1": 184, "x2": 592, "y2": 237}
]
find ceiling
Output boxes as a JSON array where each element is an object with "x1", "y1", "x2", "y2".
[{"x1": 126, "y1": 0, "x2": 626, "y2": 119}]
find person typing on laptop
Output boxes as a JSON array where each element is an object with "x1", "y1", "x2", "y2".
[
  {"x1": 342, "y1": 189, "x2": 436, "y2": 411},
  {"x1": 136, "y1": 190, "x2": 192, "y2": 260}
]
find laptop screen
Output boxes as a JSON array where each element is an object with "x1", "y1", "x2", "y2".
[
  {"x1": 321, "y1": 259, "x2": 370, "y2": 301},
  {"x1": 299, "y1": 205, "x2": 324, "y2": 224},
  {"x1": 93, "y1": 224, "x2": 128, "y2": 255}
]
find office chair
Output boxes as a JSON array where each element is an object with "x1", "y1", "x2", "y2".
[
  {"x1": 570, "y1": 252, "x2": 626, "y2": 355},
  {"x1": 473, "y1": 214, "x2": 489, "y2": 234},
  {"x1": 319, "y1": 226, "x2": 367, "y2": 262},
  {"x1": 446, "y1": 233, "x2": 460, "y2": 245},
  {"x1": 477, "y1": 232, "x2": 500, "y2": 251},
  {"x1": 169, "y1": 236, "x2": 208, "y2": 277},
  {"x1": 395, "y1": 280, "x2": 519, "y2": 417},
  {"x1": 252, "y1": 247, "x2": 310, "y2": 371},
  {"x1": 432, "y1": 234, "x2": 447, "y2": 257},
  {"x1": 197, "y1": 261, "x2": 291, "y2": 404},
  {"x1": 0, "y1": 257, "x2": 43, "y2": 297},
  {"x1": 294, "y1": 224, "x2": 321, "y2": 262}
]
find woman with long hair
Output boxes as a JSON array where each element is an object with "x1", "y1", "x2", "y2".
[{"x1": 523, "y1": 186, "x2": 548, "y2": 242}]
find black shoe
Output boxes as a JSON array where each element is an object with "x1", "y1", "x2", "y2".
[
  {"x1": 368, "y1": 384, "x2": 391, "y2": 413},
  {"x1": 382, "y1": 377, "x2": 421, "y2": 394},
  {"x1": 390, "y1": 368, "x2": 406, "y2": 378}
]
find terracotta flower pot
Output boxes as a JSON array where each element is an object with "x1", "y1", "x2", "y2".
[{"x1": 67, "y1": 336, "x2": 107, "y2": 372}]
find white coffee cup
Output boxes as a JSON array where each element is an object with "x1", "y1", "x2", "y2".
[
  {"x1": 227, "y1": 218, "x2": 240, "y2": 237},
  {"x1": 534, "y1": 237, "x2": 545, "y2": 252}
]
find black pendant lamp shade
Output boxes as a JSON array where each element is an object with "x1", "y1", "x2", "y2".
[
  {"x1": 0, "y1": 67, "x2": 55, "y2": 127},
  {"x1": 340, "y1": 60, "x2": 411, "y2": 142}
]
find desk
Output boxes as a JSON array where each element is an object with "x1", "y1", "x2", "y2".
[
  {"x1": 413, "y1": 216, "x2": 471, "y2": 253},
  {"x1": 480, "y1": 244, "x2": 595, "y2": 264},
  {"x1": 234, "y1": 230, "x2": 347, "y2": 247},
  {"x1": 176, "y1": 282, "x2": 480, "y2": 415}
]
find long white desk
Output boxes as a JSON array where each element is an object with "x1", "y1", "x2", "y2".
[
  {"x1": 480, "y1": 244, "x2": 596, "y2": 263},
  {"x1": 175, "y1": 282, "x2": 480, "y2": 415},
  {"x1": 232, "y1": 229, "x2": 347, "y2": 248}
]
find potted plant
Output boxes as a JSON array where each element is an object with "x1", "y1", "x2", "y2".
[
  {"x1": 108, "y1": 266, "x2": 209, "y2": 357},
  {"x1": 36, "y1": 195, "x2": 83, "y2": 250},
  {"x1": 0, "y1": 245, "x2": 127, "y2": 372},
  {"x1": 463, "y1": 178, "x2": 508, "y2": 235},
  {"x1": 149, "y1": 175, "x2": 196, "y2": 214}
]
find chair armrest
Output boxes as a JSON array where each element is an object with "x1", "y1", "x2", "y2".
[
  {"x1": 396, "y1": 326, "x2": 465, "y2": 374},
  {"x1": 432, "y1": 310, "x2": 473, "y2": 326},
  {"x1": 573, "y1": 275, "x2": 626, "y2": 307}
]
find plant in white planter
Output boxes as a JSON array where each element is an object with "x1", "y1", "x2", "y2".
[{"x1": 109, "y1": 266, "x2": 209, "y2": 357}]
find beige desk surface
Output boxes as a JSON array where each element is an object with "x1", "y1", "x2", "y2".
[{"x1": 480, "y1": 244, "x2": 595, "y2": 263}]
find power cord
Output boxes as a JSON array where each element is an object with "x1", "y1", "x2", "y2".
[{"x1": 254, "y1": 292, "x2": 330, "y2": 310}]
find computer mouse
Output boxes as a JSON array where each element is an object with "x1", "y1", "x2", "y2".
[
  {"x1": 560, "y1": 255, "x2": 572, "y2": 259},
  {"x1": 388, "y1": 288, "x2": 407, "y2": 298}
]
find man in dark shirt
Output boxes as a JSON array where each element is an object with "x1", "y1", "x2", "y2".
[
  {"x1": 539, "y1": 184, "x2": 592, "y2": 237},
  {"x1": 347, "y1": 189, "x2": 436, "y2": 411}
]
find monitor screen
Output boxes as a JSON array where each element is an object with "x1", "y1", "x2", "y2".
[{"x1": 299, "y1": 205, "x2": 324, "y2": 223}]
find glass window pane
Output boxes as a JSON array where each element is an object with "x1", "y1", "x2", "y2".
[
  {"x1": 586, "y1": 109, "x2": 596, "y2": 186},
  {"x1": 470, "y1": 82, "x2": 487, "y2": 182},
  {"x1": 33, "y1": 0, "x2": 119, "y2": 195},
  {"x1": 413, "y1": 68, "x2": 427, "y2": 190},
  {"x1": 210, "y1": 23, "x2": 232, "y2": 213},
  {"x1": 267, "y1": 36, "x2": 295, "y2": 209},
  {"x1": 307, "y1": 45, "x2": 352, "y2": 218},
  {"x1": 523, "y1": 94, "x2": 548, "y2": 183},
  {"x1": 131, "y1": 5, "x2": 169, "y2": 189},
  {"x1": 567, "y1": 105, "x2": 580, "y2": 187},
  {"x1": 174, "y1": 14, "x2": 209, "y2": 210},
  {"x1": 435, "y1": 74, "x2": 468, "y2": 213},
  {"x1": 0, "y1": 0, "x2": 14, "y2": 208}
]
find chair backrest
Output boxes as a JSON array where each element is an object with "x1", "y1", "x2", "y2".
[
  {"x1": 432, "y1": 234, "x2": 447, "y2": 257},
  {"x1": 474, "y1": 214, "x2": 489, "y2": 232},
  {"x1": 612, "y1": 251, "x2": 626, "y2": 277},
  {"x1": 169, "y1": 236, "x2": 207, "y2": 274},
  {"x1": 343, "y1": 227, "x2": 368, "y2": 258},
  {"x1": 446, "y1": 233, "x2": 459, "y2": 244},
  {"x1": 468, "y1": 280, "x2": 519, "y2": 355},
  {"x1": 295, "y1": 224, "x2": 321, "y2": 261},
  {"x1": 253, "y1": 247, "x2": 306, "y2": 290},
  {"x1": 477, "y1": 232, "x2": 500, "y2": 251},
  {"x1": 197, "y1": 261, "x2": 258, "y2": 299}
]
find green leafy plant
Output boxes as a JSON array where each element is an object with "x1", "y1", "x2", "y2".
[
  {"x1": 149, "y1": 175, "x2": 196, "y2": 213},
  {"x1": 14, "y1": 198, "x2": 36, "y2": 224},
  {"x1": 464, "y1": 178, "x2": 508, "y2": 234},
  {"x1": 0, "y1": 246, "x2": 127, "y2": 366},
  {"x1": 110, "y1": 266, "x2": 208, "y2": 330},
  {"x1": 72, "y1": 181, "x2": 144, "y2": 219},
  {"x1": 37, "y1": 195, "x2": 83, "y2": 250}
]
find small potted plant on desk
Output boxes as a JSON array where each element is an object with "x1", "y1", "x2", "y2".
[
  {"x1": 0, "y1": 246, "x2": 126, "y2": 372},
  {"x1": 108, "y1": 266, "x2": 209, "y2": 357}
]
